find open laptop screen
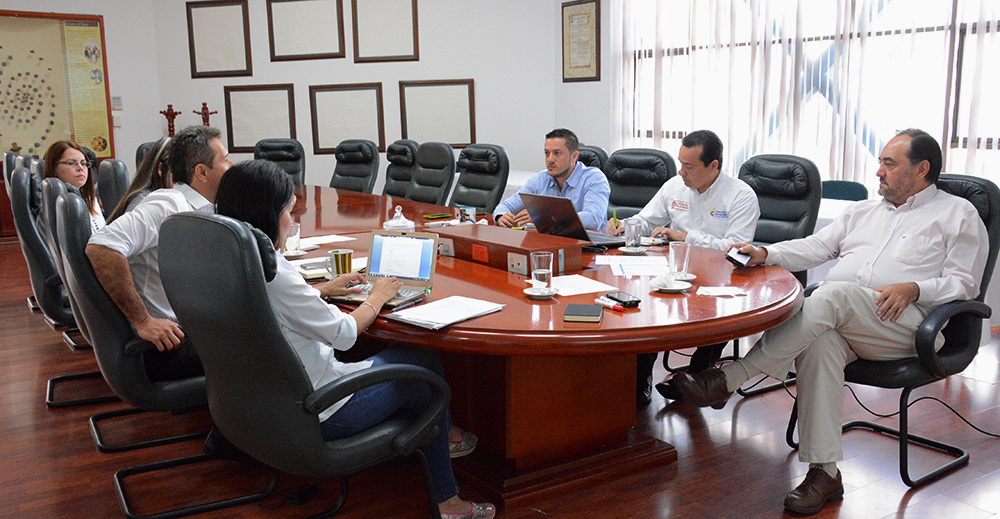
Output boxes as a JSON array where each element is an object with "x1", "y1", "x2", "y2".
[{"x1": 368, "y1": 232, "x2": 436, "y2": 283}]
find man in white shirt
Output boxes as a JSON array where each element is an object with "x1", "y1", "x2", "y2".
[
  {"x1": 493, "y1": 128, "x2": 610, "y2": 232},
  {"x1": 605, "y1": 130, "x2": 760, "y2": 403},
  {"x1": 87, "y1": 125, "x2": 233, "y2": 381},
  {"x1": 672, "y1": 129, "x2": 989, "y2": 515}
]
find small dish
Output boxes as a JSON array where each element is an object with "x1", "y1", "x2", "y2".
[
  {"x1": 618, "y1": 246, "x2": 647, "y2": 255},
  {"x1": 283, "y1": 249, "x2": 308, "y2": 259},
  {"x1": 666, "y1": 272, "x2": 697, "y2": 282},
  {"x1": 650, "y1": 279, "x2": 692, "y2": 293},
  {"x1": 524, "y1": 287, "x2": 559, "y2": 300}
]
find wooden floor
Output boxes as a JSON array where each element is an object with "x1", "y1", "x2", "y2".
[{"x1": 2, "y1": 238, "x2": 1000, "y2": 519}]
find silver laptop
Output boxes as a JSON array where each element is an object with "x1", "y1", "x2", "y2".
[
  {"x1": 328, "y1": 229, "x2": 439, "y2": 308},
  {"x1": 520, "y1": 193, "x2": 626, "y2": 247}
]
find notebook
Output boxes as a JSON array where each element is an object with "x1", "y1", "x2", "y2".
[
  {"x1": 520, "y1": 193, "x2": 626, "y2": 247},
  {"x1": 327, "y1": 230, "x2": 439, "y2": 308}
]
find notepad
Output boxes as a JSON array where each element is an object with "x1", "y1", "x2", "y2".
[{"x1": 563, "y1": 303, "x2": 604, "y2": 323}]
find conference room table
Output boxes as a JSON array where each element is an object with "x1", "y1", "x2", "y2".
[{"x1": 291, "y1": 185, "x2": 804, "y2": 509}]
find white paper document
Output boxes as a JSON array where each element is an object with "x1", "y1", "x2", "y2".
[
  {"x1": 291, "y1": 257, "x2": 367, "y2": 280},
  {"x1": 697, "y1": 286, "x2": 747, "y2": 297},
  {"x1": 550, "y1": 274, "x2": 619, "y2": 296},
  {"x1": 384, "y1": 296, "x2": 504, "y2": 330},
  {"x1": 595, "y1": 255, "x2": 669, "y2": 276},
  {"x1": 300, "y1": 234, "x2": 356, "y2": 247}
]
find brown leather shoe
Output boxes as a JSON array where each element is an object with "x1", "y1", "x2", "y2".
[
  {"x1": 669, "y1": 369, "x2": 732, "y2": 409},
  {"x1": 784, "y1": 467, "x2": 844, "y2": 515}
]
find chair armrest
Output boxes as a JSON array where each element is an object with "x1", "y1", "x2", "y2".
[
  {"x1": 123, "y1": 337, "x2": 158, "y2": 357},
  {"x1": 803, "y1": 282, "x2": 822, "y2": 297},
  {"x1": 914, "y1": 299, "x2": 992, "y2": 378},
  {"x1": 304, "y1": 364, "x2": 451, "y2": 456},
  {"x1": 45, "y1": 273, "x2": 64, "y2": 288}
]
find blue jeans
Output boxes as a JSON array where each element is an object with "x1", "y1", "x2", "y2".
[{"x1": 320, "y1": 346, "x2": 458, "y2": 503}]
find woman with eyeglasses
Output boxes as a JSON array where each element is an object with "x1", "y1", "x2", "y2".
[
  {"x1": 43, "y1": 140, "x2": 105, "y2": 232},
  {"x1": 107, "y1": 138, "x2": 173, "y2": 223}
]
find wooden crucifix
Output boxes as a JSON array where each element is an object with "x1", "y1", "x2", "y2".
[
  {"x1": 194, "y1": 102, "x2": 217, "y2": 126},
  {"x1": 159, "y1": 104, "x2": 182, "y2": 137}
]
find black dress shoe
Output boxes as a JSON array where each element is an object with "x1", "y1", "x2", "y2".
[
  {"x1": 784, "y1": 467, "x2": 843, "y2": 514},
  {"x1": 636, "y1": 380, "x2": 652, "y2": 405},
  {"x1": 670, "y1": 368, "x2": 732, "y2": 409},
  {"x1": 654, "y1": 380, "x2": 683, "y2": 400}
]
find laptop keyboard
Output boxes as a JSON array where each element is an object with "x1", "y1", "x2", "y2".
[{"x1": 356, "y1": 284, "x2": 422, "y2": 300}]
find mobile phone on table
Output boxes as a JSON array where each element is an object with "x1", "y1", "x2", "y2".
[
  {"x1": 605, "y1": 291, "x2": 640, "y2": 308},
  {"x1": 725, "y1": 247, "x2": 751, "y2": 268}
]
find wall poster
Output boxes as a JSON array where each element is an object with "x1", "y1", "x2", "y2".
[{"x1": 0, "y1": 10, "x2": 115, "y2": 159}]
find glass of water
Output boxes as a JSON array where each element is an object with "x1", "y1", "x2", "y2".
[
  {"x1": 285, "y1": 222, "x2": 301, "y2": 253},
  {"x1": 669, "y1": 241, "x2": 690, "y2": 276},
  {"x1": 530, "y1": 251, "x2": 553, "y2": 290}
]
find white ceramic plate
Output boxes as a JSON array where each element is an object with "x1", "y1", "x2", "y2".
[
  {"x1": 524, "y1": 287, "x2": 559, "y2": 300},
  {"x1": 650, "y1": 280, "x2": 692, "y2": 293},
  {"x1": 618, "y1": 246, "x2": 648, "y2": 255},
  {"x1": 666, "y1": 272, "x2": 697, "y2": 282},
  {"x1": 283, "y1": 249, "x2": 308, "y2": 259}
]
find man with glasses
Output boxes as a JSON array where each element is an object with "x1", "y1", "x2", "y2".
[{"x1": 87, "y1": 125, "x2": 233, "y2": 381}]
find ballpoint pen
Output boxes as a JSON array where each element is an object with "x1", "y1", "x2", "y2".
[
  {"x1": 391, "y1": 299, "x2": 420, "y2": 312},
  {"x1": 613, "y1": 210, "x2": 618, "y2": 229}
]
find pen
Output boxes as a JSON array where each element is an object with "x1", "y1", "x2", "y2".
[
  {"x1": 391, "y1": 299, "x2": 420, "y2": 312},
  {"x1": 613, "y1": 210, "x2": 618, "y2": 228},
  {"x1": 594, "y1": 297, "x2": 624, "y2": 312}
]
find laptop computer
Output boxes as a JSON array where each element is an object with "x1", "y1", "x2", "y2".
[
  {"x1": 520, "y1": 193, "x2": 626, "y2": 247},
  {"x1": 327, "y1": 229, "x2": 439, "y2": 308}
]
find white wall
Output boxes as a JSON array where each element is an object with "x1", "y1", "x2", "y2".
[{"x1": 1, "y1": 0, "x2": 617, "y2": 189}]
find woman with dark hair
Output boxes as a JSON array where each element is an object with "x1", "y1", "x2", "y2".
[
  {"x1": 215, "y1": 160, "x2": 494, "y2": 519},
  {"x1": 107, "y1": 137, "x2": 173, "y2": 223},
  {"x1": 44, "y1": 140, "x2": 104, "y2": 232}
]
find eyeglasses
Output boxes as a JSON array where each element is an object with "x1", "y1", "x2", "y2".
[{"x1": 56, "y1": 160, "x2": 91, "y2": 169}]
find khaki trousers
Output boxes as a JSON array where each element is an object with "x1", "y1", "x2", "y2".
[{"x1": 742, "y1": 281, "x2": 941, "y2": 462}]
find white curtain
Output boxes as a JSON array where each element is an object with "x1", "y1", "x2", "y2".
[{"x1": 616, "y1": 0, "x2": 999, "y2": 191}]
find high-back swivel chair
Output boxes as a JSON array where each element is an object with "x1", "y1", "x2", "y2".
[
  {"x1": 330, "y1": 139, "x2": 379, "y2": 193},
  {"x1": 97, "y1": 158, "x2": 130, "y2": 220},
  {"x1": 603, "y1": 148, "x2": 676, "y2": 220},
  {"x1": 254, "y1": 138, "x2": 306, "y2": 185},
  {"x1": 449, "y1": 143, "x2": 510, "y2": 214},
  {"x1": 406, "y1": 142, "x2": 455, "y2": 206},
  {"x1": 382, "y1": 139, "x2": 419, "y2": 198}
]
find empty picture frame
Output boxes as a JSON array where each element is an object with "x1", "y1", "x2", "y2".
[
  {"x1": 224, "y1": 84, "x2": 296, "y2": 153},
  {"x1": 399, "y1": 79, "x2": 475, "y2": 148},
  {"x1": 352, "y1": 0, "x2": 418, "y2": 63},
  {"x1": 309, "y1": 83, "x2": 385, "y2": 154},
  {"x1": 186, "y1": 0, "x2": 253, "y2": 78},
  {"x1": 267, "y1": 0, "x2": 345, "y2": 61}
]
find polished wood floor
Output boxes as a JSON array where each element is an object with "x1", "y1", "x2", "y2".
[{"x1": 2, "y1": 238, "x2": 1000, "y2": 519}]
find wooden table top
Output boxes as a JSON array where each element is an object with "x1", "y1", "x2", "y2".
[{"x1": 294, "y1": 187, "x2": 802, "y2": 357}]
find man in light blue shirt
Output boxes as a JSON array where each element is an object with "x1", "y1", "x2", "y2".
[{"x1": 493, "y1": 128, "x2": 610, "y2": 232}]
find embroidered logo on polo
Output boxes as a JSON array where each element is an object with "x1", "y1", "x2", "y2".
[
  {"x1": 670, "y1": 200, "x2": 689, "y2": 212},
  {"x1": 710, "y1": 208, "x2": 728, "y2": 218}
]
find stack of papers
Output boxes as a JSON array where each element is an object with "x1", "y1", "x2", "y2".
[
  {"x1": 290, "y1": 257, "x2": 367, "y2": 280},
  {"x1": 300, "y1": 234, "x2": 356, "y2": 247},
  {"x1": 384, "y1": 296, "x2": 503, "y2": 330},
  {"x1": 697, "y1": 286, "x2": 747, "y2": 297},
  {"x1": 595, "y1": 255, "x2": 669, "y2": 276}
]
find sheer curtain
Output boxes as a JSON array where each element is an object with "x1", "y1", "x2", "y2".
[{"x1": 614, "y1": 0, "x2": 998, "y2": 191}]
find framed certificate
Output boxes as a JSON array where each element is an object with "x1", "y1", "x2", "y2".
[
  {"x1": 186, "y1": 0, "x2": 253, "y2": 78},
  {"x1": 266, "y1": 0, "x2": 345, "y2": 61},
  {"x1": 309, "y1": 83, "x2": 385, "y2": 154},
  {"x1": 562, "y1": 0, "x2": 600, "y2": 82},
  {"x1": 352, "y1": 0, "x2": 419, "y2": 63},
  {"x1": 223, "y1": 84, "x2": 296, "y2": 153},
  {"x1": 399, "y1": 79, "x2": 475, "y2": 148}
]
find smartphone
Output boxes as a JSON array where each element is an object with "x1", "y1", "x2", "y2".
[
  {"x1": 605, "y1": 291, "x2": 641, "y2": 308},
  {"x1": 725, "y1": 247, "x2": 751, "y2": 268}
]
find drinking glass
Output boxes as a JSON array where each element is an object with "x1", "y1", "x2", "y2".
[
  {"x1": 285, "y1": 222, "x2": 300, "y2": 253},
  {"x1": 624, "y1": 217, "x2": 641, "y2": 248},
  {"x1": 668, "y1": 241, "x2": 690, "y2": 275},
  {"x1": 530, "y1": 251, "x2": 553, "y2": 290}
]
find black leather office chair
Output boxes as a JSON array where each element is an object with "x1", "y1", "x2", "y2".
[
  {"x1": 135, "y1": 141, "x2": 155, "y2": 169},
  {"x1": 254, "y1": 138, "x2": 306, "y2": 185},
  {"x1": 822, "y1": 180, "x2": 868, "y2": 201},
  {"x1": 3, "y1": 151, "x2": 15, "y2": 185},
  {"x1": 56, "y1": 192, "x2": 253, "y2": 519},
  {"x1": 97, "y1": 159, "x2": 129, "y2": 220},
  {"x1": 578, "y1": 144, "x2": 609, "y2": 171},
  {"x1": 449, "y1": 143, "x2": 510, "y2": 214},
  {"x1": 330, "y1": 139, "x2": 379, "y2": 193},
  {"x1": 80, "y1": 146, "x2": 98, "y2": 185},
  {"x1": 38, "y1": 178, "x2": 90, "y2": 350},
  {"x1": 160, "y1": 212, "x2": 451, "y2": 518},
  {"x1": 716, "y1": 154, "x2": 822, "y2": 396},
  {"x1": 787, "y1": 174, "x2": 999, "y2": 488},
  {"x1": 603, "y1": 148, "x2": 676, "y2": 220},
  {"x1": 9, "y1": 168, "x2": 76, "y2": 329},
  {"x1": 382, "y1": 139, "x2": 419, "y2": 198},
  {"x1": 406, "y1": 142, "x2": 456, "y2": 206}
]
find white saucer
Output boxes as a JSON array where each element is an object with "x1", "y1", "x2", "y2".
[
  {"x1": 283, "y1": 249, "x2": 308, "y2": 259},
  {"x1": 666, "y1": 272, "x2": 697, "y2": 282},
  {"x1": 650, "y1": 280, "x2": 692, "y2": 293},
  {"x1": 618, "y1": 246, "x2": 647, "y2": 255},
  {"x1": 524, "y1": 287, "x2": 558, "y2": 300}
]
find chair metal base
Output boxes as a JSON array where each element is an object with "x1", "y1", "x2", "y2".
[
  {"x1": 115, "y1": 453, "x2": 280, "y2": 519},
  {"x1": 45, "y1": 370, "x2": 120, "y2": 408},
  {"x1": 62, "y1": 328, "x2": 91, "y2": 350},
  {"x1": 90, "y1": 407, "x2": 209, "y2": 453},
  {"x1": 736, "y1": 372, "x2": 796, "y2": 397},
  {"x1": 27, "y1": 295, "x2": 39, "y2": 312},
  {"x1": 662, "y1": 340, "x2": 739, "y2": 374},
  {"x1": 785, "y1": 385, "x2": 970, "y2": 488}
]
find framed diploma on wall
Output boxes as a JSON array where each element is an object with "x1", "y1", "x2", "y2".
[
  {"x1": 561, "y1": 0, "x2": 600, "y2": 82},
  {"x1": 223, "y1": 84, "x2": 296, "y2": 153},
  {"x1": 186, "y1": 0, "x2": 253, "y2": 78}
]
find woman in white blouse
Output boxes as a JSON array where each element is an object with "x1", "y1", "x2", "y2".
[
  {"x1": 43, "y1": 140, "x2": 105, "y2": 232},
  {"x1": 214, "y1": 160, "x2": 495, "y2": 519}
]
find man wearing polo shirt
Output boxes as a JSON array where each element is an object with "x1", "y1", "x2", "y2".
[
  {"x1": 87, "y1": 125, "x2": 233, "y2": 381},
  {"x1": 494, "y1": 128, "x2": 610, "y2": 232},
  {"x1": 606, "y1": 129, "x2": 760, "y2": 403}
]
